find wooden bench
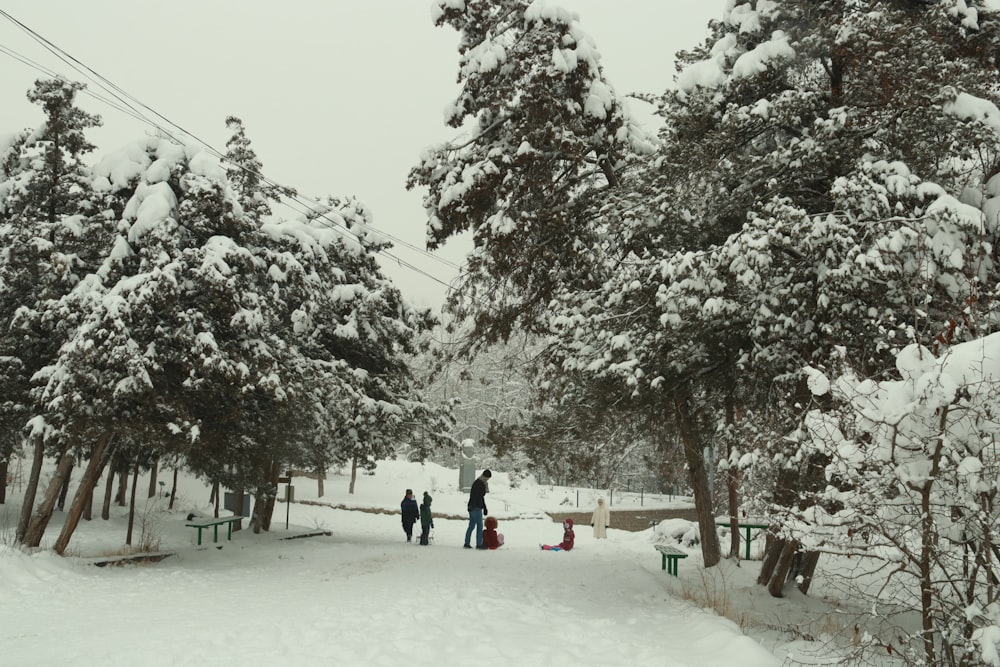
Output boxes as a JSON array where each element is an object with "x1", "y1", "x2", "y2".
[
  {"x1": 185, "y1": 516, "x2": 243, "y2": 545},
  {"x1": 654, "y1": 544, "x2": 688, "y2": 576}
]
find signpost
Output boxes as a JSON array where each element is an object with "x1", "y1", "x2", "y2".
[{"x1": 278, "y1": 474, "x2": 292, "y2": 529}]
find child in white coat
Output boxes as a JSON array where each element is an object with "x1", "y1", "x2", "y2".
[{"x1": 591, "y1": 497, "x2": 610, "y2": 539}]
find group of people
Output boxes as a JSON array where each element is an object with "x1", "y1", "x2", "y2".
[
  {"x1": 400, "y1": 468, "x2": 612, "y2": 551},
  {"x1": 400, "y1": 488, "x2": 434, "y2": 545}
]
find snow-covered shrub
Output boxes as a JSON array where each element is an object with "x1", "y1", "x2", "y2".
[{"x1": 792, "y1": 334, "x2": 1000, "y2": 666}]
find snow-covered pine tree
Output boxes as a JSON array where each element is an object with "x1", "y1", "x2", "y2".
[
  {"x1": 540, "y1": 0, "x2": 997, "y2": 593},
  {"x1": 0, "y1": 79, "x2": 114, "y2": 545},
  {"x1": 223, "y1": 115, "x2": 295, "y2": 223},
  {"x1": 479, "y1": 0, "x2": 1000, "y2": 574},
  {"x1": 638, "y1": 0, "x2": 1000, "y2": 593},
  {"x1": 407, "y1": 0, "x2": 653, "y2": 349},
  {"x1": 261, "y1": 196, "x2": 452, "y2": 498}
]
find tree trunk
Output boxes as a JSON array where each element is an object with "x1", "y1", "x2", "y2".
[
  {"x1": 317, "y1": 471, "x2": 324, "y2": 498},
  {"x1": 0, "y1": 459, "x2": 8, "y2": 504},
  {"x1": 16, "y1": 437, "x2": 45, "y2": 541},
  {"x1": 169, "y1": 468, "x2": 178, "y2": 510},
  {"x1": 231, "y1": 489, "x2": 244, "y2": 532},
  {"x1": 209, "y1": 481, "x2": 218, "y2": 506},
  {"x1": 673, "y1": 390, "x2": 721, "y2": 568},
  {"x1": 918, "y1": 410, "x2": 948, "y2": 666},
  {"x1": 255, "y1": 460, "x2": 281, "y2": 533},
  {"x1": 53, "y1": 434, "x2": 112, "y2": 555},
  {"x1": 796, "y1": 551, "x2": 821, "y2": 594},
  {"x1": 724, "y1": 392, "x2": 741, "y2": 561},
  {"x1": 101, "y1": 455, "x2": 116, "y2": 520},
  {"x1": 85, "y1": 445, "x2": 113, "y2": 521},
  {"x1": 125, "y1": 460, "x2": 139, "y2": 546},
  {"x1": 758, "y1": 534, "x2": 782, "y2": 586},
  {"x1": 767, "y1": 539, "x2": 799, "y2": 597},
  {"x1": 82, "y1": 483, "x2": 94, "y2": 522},
  {"x1": 22, "y1": 448, "x2": 75, "y2": 548},
  {"x1": 116, "y1": 459, "x2": 128, "y2": 506},
  {"x1": 56, "y1": 462, "x2": 73, "y2": 511},
  {"x1": 349, "y1": 456, "x2": 358, "y2": 495},
  {"x1": 147, "y1": 459, "x2": 158, "y2": 498},
  {"x1": 251, "y1": 495, "x2": 263, "y2": 534}
]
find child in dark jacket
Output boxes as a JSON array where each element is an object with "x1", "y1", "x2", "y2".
[
  {"x1": 419, "y1": 492, "x2": 434, "y2": 545},
  {"x1": 483, "y1": 515, "x2": 504, "y2": 549},
  {"x1": 541, "y1": 518, "x2": 575, "y2": 551}
]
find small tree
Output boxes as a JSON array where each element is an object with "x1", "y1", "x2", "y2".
[{"x1": 795, "y1": 334, "x2": 1000, "y2": 667}]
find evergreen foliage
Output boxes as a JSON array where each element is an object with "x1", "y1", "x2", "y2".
[
  {"x1": 413, "y1": 0, "x2": 1000, "y2": 629},
  {"x1": 407, "y1": 0, "x2": 653, "y2": 347},
  {"x1": 2, "y1": 82, "x2": 451, "y2": 548}
]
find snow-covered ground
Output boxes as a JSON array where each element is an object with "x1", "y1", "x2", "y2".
[{"x1": 2, "y1": 459, "x2": 864, "y2": 666}]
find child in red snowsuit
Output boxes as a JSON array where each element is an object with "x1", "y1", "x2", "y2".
[
  {"x1": 541, "y1": 518, "x2": 575, "y2": 551},
  {"x1": 483, "y1": 515, "x2": 504, "y2": 549}
]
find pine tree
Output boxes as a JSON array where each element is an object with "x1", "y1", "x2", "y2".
[
  {"x1": 408, "y1": 0, "x2": 652, "y2": 347},
  {"x1": 0, "y1": 79, "x2": 113, "y2": 544},
  {"x1": 223, "y1": 116, "x2": 295, "y2": 223},
  {"x1": 543, "y1": 0, "x2": 1000, "y2": 578}
]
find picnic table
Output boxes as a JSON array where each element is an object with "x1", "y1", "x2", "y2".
[
  {"x1": 715, "y1": 517, "x2": 770, "y2": 560},
  {"x1": 185, "y1": 515, "x2": 243, "y2": 546}
]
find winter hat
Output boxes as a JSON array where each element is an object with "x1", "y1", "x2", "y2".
[
  {"x1": 563, "y1": 518, "x2": 574, "y2": 529},
  {"x1": 485, "y1": 515, "x2": 498, "y2": 530},
  {"x1": 482, "y1": 469, "x2": 492, "y2": 478},
  {"x1": 423, "y1": 492, "x2": 432, "y2": 505}
]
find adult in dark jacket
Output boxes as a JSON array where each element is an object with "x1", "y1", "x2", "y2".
[
  {"x1": 400, "y1": 489, "x2": 419, "y2": 542},
  {"x1": 464, "y1": 469, "x2": 491, "y2": 549},
  {"x1": 419, "y1": 492, "x2": 434, "y2": 545}
]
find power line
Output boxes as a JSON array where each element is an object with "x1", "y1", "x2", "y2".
[
  {"x1": 0, "y1": 10, "x2": 462, "y2": 288},
  {"x1": 0, "y1": 43, "x2": 167, "y2": 132}
]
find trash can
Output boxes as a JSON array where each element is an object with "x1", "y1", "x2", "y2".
[{"x1": 223, "y1": 492, "x2": 251, "y2": 517}]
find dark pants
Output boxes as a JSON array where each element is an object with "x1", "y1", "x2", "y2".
[
  {"x1": 419, "y1": 526, "x2": 430, "y2": 545},
  {"x1": 403, "y1": 520, "x2": 415, "y2": 540}
]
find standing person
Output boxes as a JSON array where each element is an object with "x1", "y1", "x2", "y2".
[
  {"x1": 591, "y1": 497, "x2": 610, "y2": 539},
  {"x1": 464, "y1": 469, "x2": 491, "y2": 549},
  {"x1": 541, "y1": 518, "x2": 575, "y2": 551},
  {"x1": 419, "y1": 492, "x2": 434, "y2": 545},
  {"x1": 400, "y1": 489, "x2": 419, "y2": 542}
]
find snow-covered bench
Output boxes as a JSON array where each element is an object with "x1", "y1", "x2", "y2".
[{"x1": 654, "y1": 544, "x2": 688, "y2": 576}]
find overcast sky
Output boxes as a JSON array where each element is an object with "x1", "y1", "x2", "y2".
[{"x1": 0, "y1": 1, "x2": 723, "y2": 309}]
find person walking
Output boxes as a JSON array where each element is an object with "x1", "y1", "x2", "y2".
[
  {"x1": 400, "y1": 489, "x2": 419, "y2": 542},
  {"x1": 418, "y1": 491, "x2": 435, "y2": 545},
  {"x1": 464, "y1": 469, "x2": 491, "y2": 549},
  {"x1": 591, "y1": 497, "x2": 610, "y2": 539}
]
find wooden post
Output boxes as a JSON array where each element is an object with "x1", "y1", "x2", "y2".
[
  {"x1": 168, "y1": 468, "x2": 178, "y2": 510},
  {"x1": 125, "y1": 461, "x2": 139, "y2": 546}
]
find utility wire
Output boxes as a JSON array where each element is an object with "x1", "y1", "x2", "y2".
[
  {"x1": 0, "y1": 10, "x2": 461, "y2": 288},
  {"x1": 0, "y1": 43, "x2": 165, "y2": 131}
]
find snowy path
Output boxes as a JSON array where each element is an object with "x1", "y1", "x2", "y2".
[{"x1": 2, "y1": 507, "x2": 779, "y2": 667}]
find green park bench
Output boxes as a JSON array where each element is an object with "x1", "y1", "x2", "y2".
[
  {"x1": 654, "y1": 544, "x2": 688, "y2": 577},
  {"x1": 185, "y1": 515, "x2": 243, "y2": 546}
]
